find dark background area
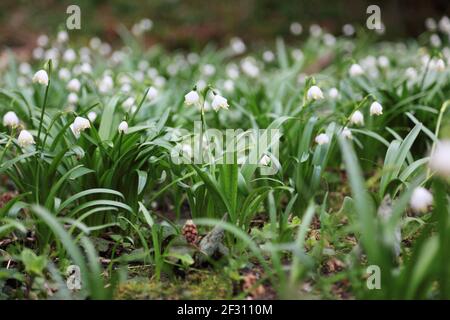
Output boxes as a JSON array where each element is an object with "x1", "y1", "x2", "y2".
[{"x1": 1, "y1": 0, "x2": 449, "y2": 52}]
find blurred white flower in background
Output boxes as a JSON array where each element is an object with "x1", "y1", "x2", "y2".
[
  {"x1": 309, "y1": 24, "x2": 322, "y2": 37},
  {"x1": 98, "y1": 75, "x2": 114, "y2": 94},
  {"x1": 291, "y1": 49, "x2": 304, "y2": 61},
  {"x1": 3, "y1": 111, "x2": 19, "y2": 128},
  {"x1": 58, "y1": 68, "x2": 71, "y2": 81},
  {"x1": 147, "y1": 86, "x2": 158, "y2": 101},
  {"x1": 230, "y1": 37, "x2": 246, "y2": 55},
  {"x1": 349, "y1": 63, "x2": 364, "y2": 77},
  {"x1": 410, "y1": 187, "x2": 433, "y2": 213},
  {"x1": 63, "y1": 49, "x2": 77, "y2": 63},
  {"x1": 67, "y1": 92, "x2": 78, "y2": 104},
  {"x1": 342, "y1": 24, "x2": 355, "y2": 36},
  {"x1": 19, "y1": 62, "x2": 31, "y2": 75},
  {"x1": 328, "y1": 88, "x2": 339, "y2": 100},
  {"x1": 263, "y1": 50, "x2": 275, "y2": 63},
  {"x1": 429, "y1": 140, "x2": 450, "y2": 178},
  {"x1": 307, "y1": 85, "x2": 324, "y2": 100},
  {"x1": 226, "y1": 64, "x2": 240, "y2": 79},
  {"x1": 57, "y1": 30, "x2": 69, "y2": 43},
  {"x1": 32, "y1": 70, "x2": 49, "y2": 86},
  {"x1": 33, "y1": 47, "x2": 45, "y2": 60},
  {"x1": 202, "y1": 64, "x2": 216, "y2": 77},
  {"x1": 430, "y1": 34, "x2": 442, "y2": 47},
  {"x1": 315, "y1": 133, "x2": 330, "y2": 145},
  {"x1": 89, "y1": 37, "x2": 101, "y2": 50},
  {"x1": 122, "y1": 97, "x2": 135, "y2": 111},
  {"x1": 405, "y1": 67, "x2": 417, "y2": 81},
  {"x1": 37, "y1": 34, "x2": 49, "y2": 47},
  {"x1": 425, "y1": 18, "x2": 437, "y2": 31},
  {"x1": 18, "y1": 130, "x2": 35, "y2": 148},
  {"x1": 241, "y1": 58, "x2": 260, "y2": 78},
  {"x1": 67, "y1": 79, "x2": 81, "y2": 92},
  {"x1": 341, "y1": 127, "x2": 352, "y2": 139},
  {"x1": 378, "y1": 56, "x2": 389, "y2": 68},
  {"x1": 290, "y1": 22, "x2": 303, "y2": 35},
  {"x1": 87, "y1": 111, "x2": 97, "y2": 122},
  {"x1": 223, "y1": 80, "x2": 234, "y2": 93}
]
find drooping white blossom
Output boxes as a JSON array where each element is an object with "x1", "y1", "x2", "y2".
[
  {"x1": 410, "y1": 187, "x2": 433, "y2": 213},
  {"x1": 18, "y1": 130, "x2": 35, "y2": 148},
  {"x1": 32, "y1": 70, "x2": 49, "y2": 86},
  {"x1": 3, "y1": 111, "x2": 19, "y2": 128}
]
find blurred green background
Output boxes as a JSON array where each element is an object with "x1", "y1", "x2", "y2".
[{"x1": 1, "y1": 0, "x2": 449, "y2": 52}]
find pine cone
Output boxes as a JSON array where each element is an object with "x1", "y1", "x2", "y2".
[{"x1": 182, "y1": 219, "x2": 198, "y2": 244}]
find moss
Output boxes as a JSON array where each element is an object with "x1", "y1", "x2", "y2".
[{"x1": 115, "y1": 270, "x2": 233, "y2": 300}]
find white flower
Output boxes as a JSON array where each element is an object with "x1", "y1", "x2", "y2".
[
  {"x1": 57, "y1": 30, "x2": 69, "y2": 43},
  {"x1": 230, "y1": 37, "x2": 246, "y2": 55},
  {"x1": 58, "y1": 68, "x2": 71, "y2": 81},
  {"x1": 342, "y1": 24, "x2": 355, "y2": 36},
  {"x1": 226, "y1": 64, "x2": 240, "y2": 79},
  {"x1": 63, "y1": 49, "x2": 77, "y2": 63},
  {"x1": 70, "y1": 116, "x2": 91, "y2": 138},
  {"x1": 349, "y1": 63, "x2": 364, "y2": 77},
  {"x1": 184, "y1": 90, "x2": 200, "y2": 106},
  {"x1": 290, "y1": 22, "x2": 303, "y2": 35},
  {"x1": 307, "y1": 85, "x2": 324, "y2": 100},
  {"x1": 378, "y1": 56, "x2": 389, "y2": 68},
  {"x1": 19, "y1": 62, "x2": 31, "y2": 75},
  {"x1": 87, "y1": 111, "x2": 97, "y2": 122},
  {"x1": 341, "y1": 127, "x2": 352, "y2": 139},
  {"x1": 410, "y1": 187, "x2": 433, "y2": 213},
  {"x1": 146, "y1": 86, "x2": 158, "y2": 101},
  {"x1": 67, "y1": 92, "x2": 78, "y2": 104},
  {"x1": 241, "y1": 58, "x2": 260, "y2": 78},
  {"x1": 90, "y1": 37, "x2": 101, "y2": 50},
  {"x1": 328, "y1": 88, "x2": 339, "y2": 99},
  {"x1": 405, "y1": 67, "x2": 417, "y2": 81},
  {"x1": 425, "y1": 18, "x2": 437, "y2": 31},
  {"x1": 433, "y1": 59, "x2": 446, "y2": 72},
  {"x1": 259, "y1": 154, "x2": 271, "y2": 166},
  {"x1": 33, "y1": 47, "x2": 45, "y2": 60},
  {"x1": 429, "y1": 140, "x2": 450, "y2": 178},
  {"x1": 80, "y1": 63, "x2": 92, "y2": 74},
  {"x1": 370, "y1": 101, "x2": 383, "y2": 116},
  {"x1": 3, "y1": 111, "x2": 19, "y2": 128},
  {"x1": 430, "y1": 34, "x2": 442, "y2": 47},
  {"x1": 32, "y1": 70, "x2": 49, "y2": 86},
  {"x1": 18, "y1": 130, "x2": 35, "y2": 148},
  {"x1": 202, "y1": 64, "x2": 216, "y2": 77},
  {"x1": 315, "y1": 133, "x2": 330, "y2": 145},
  {"x1": 223, "y1": 80, "x2": 234, "y2": 92},
  {"x1": 263, "y1": 50, "x2": 275, "y2": 62},
  {"x1": 211, "y1": 94, "x2": 229, "y2": 111},
  {"x1": 309, "y1": 24, "x2": 322, "y2": 37},
  {"x1": 98, "y1": 75, "x2": 114, "y2": 94},
  {"x1": 323, "y1": 33, "x2": 336, "y2": 46},
  {"x1": 67, "y1": 79, "x2": 81, "y2": 92},
  {"x1": 122, "y1": 97, "x2": 135, "y2": 111},
  {"x1": 37, "y1": 34, "x2": 49, "y2": 47},
  {"x1": 350, "y1": 110, "x2": 364, "y2": 125},
  {"x1": 118, "y1": 121, "x2": 129, "y2": 134}
]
